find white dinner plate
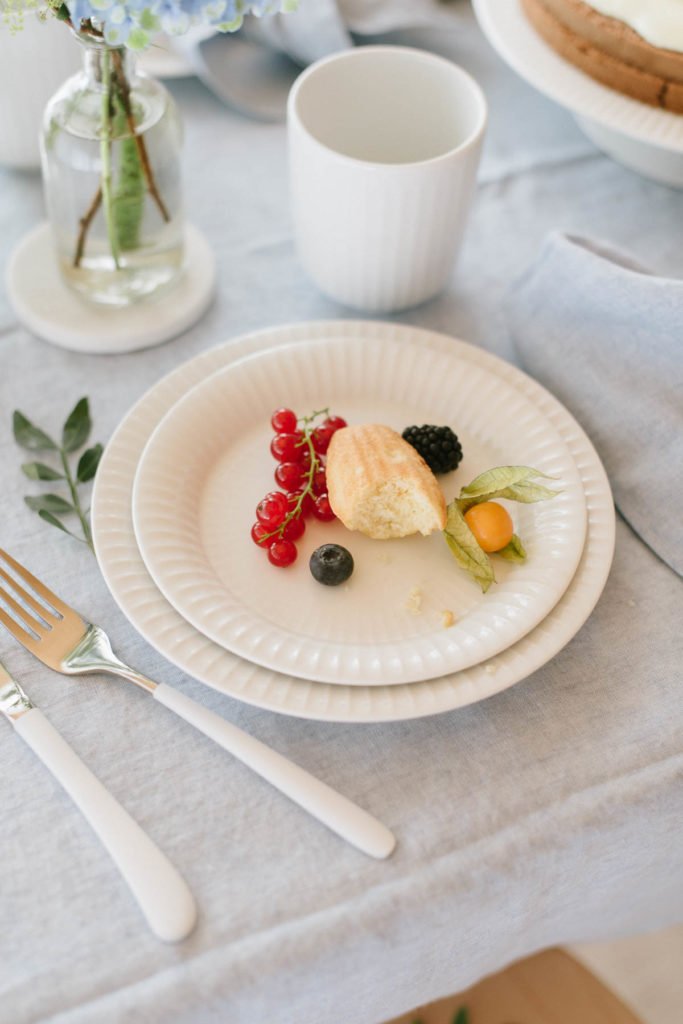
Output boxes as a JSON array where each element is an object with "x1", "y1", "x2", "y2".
[
  {"x1": 92, "y1": 321, "x2": 614, "y2": 722},
  {"x1": 132, "y1": 336, "x2": 586, "y2": 686}
]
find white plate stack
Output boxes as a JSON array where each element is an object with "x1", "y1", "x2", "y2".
[{"x1": 92, "y1": 321, "x2": 615, "y2": 723}]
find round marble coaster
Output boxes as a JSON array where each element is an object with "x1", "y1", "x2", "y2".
[{"x1": 6, "y1": 222, "x2": 216, "y2": 354}]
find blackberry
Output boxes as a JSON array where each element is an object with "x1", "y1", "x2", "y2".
[{"x1": 402, "y1": 424, "x2": 463, "y2": 474}]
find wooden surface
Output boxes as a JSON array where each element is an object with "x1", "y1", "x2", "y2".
[{"x1": 386, "y1": 949, "x2": 644, "y2": 1024}]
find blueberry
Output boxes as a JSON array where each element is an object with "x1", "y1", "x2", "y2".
[{"x1": 309, "y1": 544, "x2": 354, "y2": 586}]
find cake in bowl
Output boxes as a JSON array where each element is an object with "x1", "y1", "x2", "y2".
[{"x1": 521, "y1": 0, "x2": 683, "y2": 112}]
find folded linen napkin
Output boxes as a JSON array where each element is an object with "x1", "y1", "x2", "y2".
[{"x1": 505, "y1": 233, "x2": 683, "y2": 578}]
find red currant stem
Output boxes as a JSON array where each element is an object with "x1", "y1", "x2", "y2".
[
  {"x1": 297, "y1": 407, "x2": 329, "y2": 427},
  {"x1": 258, "y1": 413, "x2": 325, "y2": 545}
]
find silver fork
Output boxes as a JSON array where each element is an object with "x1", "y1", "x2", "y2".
[{"x1": 0, "y1": 549, "x2": 395, "y2": 859}]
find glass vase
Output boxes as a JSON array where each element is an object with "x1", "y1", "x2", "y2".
[{"x1": 40, "y1": 34, "x2": 184, "y2": 307}]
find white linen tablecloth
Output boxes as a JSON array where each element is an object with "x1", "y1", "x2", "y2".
[{"x1": 1, "y1": 4, "x2": 682, "y2": 1022}]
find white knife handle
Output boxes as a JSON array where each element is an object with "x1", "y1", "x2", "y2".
[
  {"x1": 154, "y1": 683, "x2": 396, "y2": 860},
  {"x1": 13, "y1": 707, "x2": 197, "y2": 942}
]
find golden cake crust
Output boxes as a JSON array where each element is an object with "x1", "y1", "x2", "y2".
[{"x1": 522, "y1": 0, "x2": 683, "y2": 113}]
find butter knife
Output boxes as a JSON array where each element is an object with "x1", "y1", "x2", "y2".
[{"x1": 0, "y1": 660, "x2": 197, "y2": 942}]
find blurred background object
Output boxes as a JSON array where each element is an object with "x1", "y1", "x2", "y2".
[
  {"x1": 0, "y1": 13, "x2": 80, "y2": 169},
  {"x1": 178, "y1": 0, "x2": 464, "y2": 121}
]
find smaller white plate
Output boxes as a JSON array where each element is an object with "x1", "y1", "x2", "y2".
[
  {"x1": 473, "y1": 0, "x2": 683, "y2": 186},
  {"x1": 132, "y1": 335, "x2": 586, "y2": 686}
]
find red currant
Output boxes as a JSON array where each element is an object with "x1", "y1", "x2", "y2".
[
  {"x1": 312, "y1": 468, "x2": 327, "y2": 495},
  {"x1": 282, "y1": 516, "x2": 306, "y2": 541},
  {"x1": 256, "y1": 491, "x2": 289, "y2": 529},
  {"x1": 268, "y1": 538, "x2": 298, "y2": 567},
  {"x1": 288, "y1": 490, "x2": 314, "y2": 517},
  {"x1": 323, "y1": 415, "x2": 347, "y2": 433},
  {"x1": 275, "y1": 462, "x2": 305, "y2": 492},
  {"x1": 311, "y1": 425, "x2": 335, "y2": 455},
  {"x1": 271, "y1": 408, "x2": 297, "y2": 433},
  {"x1": 312, "y1": 494, "x2": 336, "y2": 522},
  {"x1": 271, "y1": 432, "x2": 305, "y2": 462},
  {"x1": 251, "y1": 522, "x2": 270, "y2": 546}
]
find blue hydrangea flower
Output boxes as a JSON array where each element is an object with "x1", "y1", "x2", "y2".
[{"x1": 63, "y1": 0, "x2": 297, "y2": 49}]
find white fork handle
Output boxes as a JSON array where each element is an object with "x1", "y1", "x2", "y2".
[
  {"x1": 154, "y1": 683, "x2": 396, "y2": 860},
  {"x1": 13, "y1": 708, "x2": 197, "y2": 942}
]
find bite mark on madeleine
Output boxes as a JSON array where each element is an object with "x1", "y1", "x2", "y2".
[{"x1": 326, "y1": 424, "x2": 447, "y2": 540}]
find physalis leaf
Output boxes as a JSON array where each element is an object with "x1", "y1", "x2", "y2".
[
  {"x1": 497, "y1": 534, "x2": 527, "y2": 562},
  {"x1": 458, "y1": 465, "x2": 558, "y2": 511},
  {"x1": 443, "y1": 501, "x2": 495, "y2": 593},
  {"x1": 495, "y1": 480, "x2": 561, "y2": 504}
]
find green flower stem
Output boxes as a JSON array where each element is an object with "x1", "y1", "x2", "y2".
[
  {"x1": 100, "y1": 48, "x2": 121, "y2": 270},
  {"x1": 111, "y1": 49, "x2": 171, "y2": 223},
  {"x1": 60, "y1": 448, "x2": 93, "y2": 551}
]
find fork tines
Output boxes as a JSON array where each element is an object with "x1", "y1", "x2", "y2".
[{"x1": 0, "y1": 549, "x2": 77, "y2": 654}]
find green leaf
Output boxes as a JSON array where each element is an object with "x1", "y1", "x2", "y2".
[
  {"x1": 458, "y1": 466, "x2": 559, "y2": 512},
  {"x1": 497, "y1": 533, "x2": 527, "y2": 562},
  {"x1": 453, "y1": 1009, "x2": 469, "y2": 1024},
  {"x1": 77, "y1": 443, "x2": 103, "y2": 483},
  {"x1": 21, "y1": 461, "x2": 64, "y2": 481},
  {"x1": 24, "y1": 494, "x2": 75, "y2": 516},
  {"x1": 460, "y1": 465, "x2": 552, "y2": 497},
  {"x1": 496, "y1": 480, "x2": 562, "y2": 504},
  {"x1": 13, "y1": 411, "x2": 57, "y2": 452},
  {"x1": 62, "y1": 397, "x2": 92, "y2": 453},
  {"x1": 54, "y1": 3, "x2": 71, "y2": 20},
  {"x1": 444, "y1": 501, "x2": 495, "y2": 593},
  {"x1": 38, "y1": 509, "x2": 72, "y2": 535},
  {"x1": 112, "y1": 88, "x2": 145, "y2": 251}
]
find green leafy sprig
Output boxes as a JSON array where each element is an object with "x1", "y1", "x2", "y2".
[
  {"x1": 443, "y1": 466, "x2": 560, "y2": 593},
  {"x1": 13, "y1": 398, "x2": 103, "y2": 553}
]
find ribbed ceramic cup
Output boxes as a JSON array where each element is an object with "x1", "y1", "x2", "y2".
[{"x1": 287, "y1": 46, "x2": 487, "y2": 313}]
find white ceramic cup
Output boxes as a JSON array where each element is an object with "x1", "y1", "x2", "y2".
[{"x1": 287, "y1": 45, "x2": 487, "y2": 313}]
